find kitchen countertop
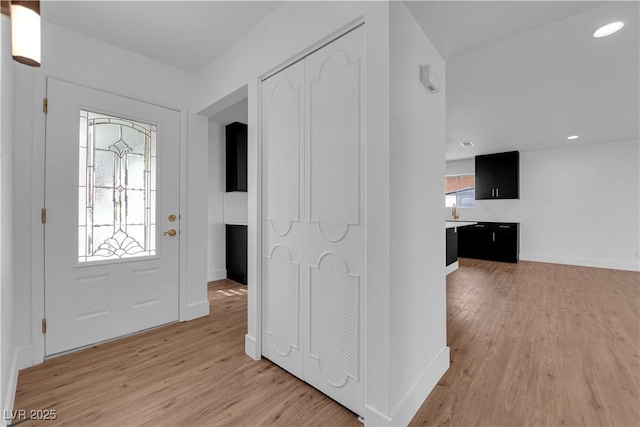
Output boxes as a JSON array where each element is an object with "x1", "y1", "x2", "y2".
[{"x1": 445, "y1": 221, "x2": 477, "y2": 229}]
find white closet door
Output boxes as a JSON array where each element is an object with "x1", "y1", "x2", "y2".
[
  {"x1": 303, "y1": 26, "x2": 365, "y2": 413},
  {"x1": 261, "y1": 25, "x2": 365, "y2": 416},
  {"x1": 261, "y1": 60, "x2": 305, "y2": 378}
]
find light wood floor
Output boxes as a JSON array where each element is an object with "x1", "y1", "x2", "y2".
[
  {"x1": 14, "y1": 261, "x2": 639, "y2": 426},
  {"x1": 411, "y1": 259, "x2": 639, "y2": 427},
  {"x1": 13, "y1": 280, "x2": 360, "y2": 426}
]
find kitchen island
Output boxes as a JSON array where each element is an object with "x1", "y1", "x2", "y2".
[{"x1": 446, "y1": 221, "x2": 477, "y2": 275}]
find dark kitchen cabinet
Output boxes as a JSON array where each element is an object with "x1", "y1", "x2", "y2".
[
  {"x1": 492, "y1": 223, "x2": 518, "y2": 263},
  {"x1": 458, "y1": 223, "x2": 491, "y2": 259},
  {"x1": 446, "y1": 228, "x2": 458, "y2": 266},
  {"x1": 458, "y1": 222, "x2": 519, "y2": 263},
  {"x1": 475, "y1": 151, "x2": 519, "y2": 200},
  {"x1": 226, "y1": 122, "x2": 248, "y2": 192},
  {"x1": 226, "y1": 224, "x2": 247, "y2": 285}
]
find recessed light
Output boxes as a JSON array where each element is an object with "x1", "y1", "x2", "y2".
[
  {"x1": 567, "y1": 135, "x2": 579, "y2": 140},
  {"x1": 593, "y1": 21, "x2": 624, "y2": 38},
  {"x1": 460, "y1": 141, "x2": 474, "y2": 147}
]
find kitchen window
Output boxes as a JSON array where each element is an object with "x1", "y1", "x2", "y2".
[{"x1": 445, "y1": 174, "x2": 475, "y2": 208}]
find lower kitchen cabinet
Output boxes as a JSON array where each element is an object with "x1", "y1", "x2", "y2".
[
  {"x1": 493, "y1": 223, "x2": 519, "y2": 263},
  {"x1": 226, "y1": 224, "x2": 247, "y2": 285},
  {"x1": 446, "y1": 228, "x2": 458, "y2": 266},
  {"x1": 458, "y1": 222, "x2": 519, "y2": 263}
]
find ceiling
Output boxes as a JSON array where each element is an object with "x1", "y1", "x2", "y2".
[
  {"x1": 405, "y1": 1, "x2": 609, "y2": 61},
  {"x1": 42, "y1": 1, "x2": 639, "y2": 159},
  {"x1": 431, "y1": 1, "x2": 639, "y2": 160},
  {"x1": 42, "y1": 1, "x2": 281, "y2": 74}
]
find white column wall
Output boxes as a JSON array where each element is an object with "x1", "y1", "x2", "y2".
[
  {"x1": 1, "y1": 15, "x2": 15, "y2": 427},
  {"x1": 388, "y1": 2, "x2": 449, "y2": 423}
]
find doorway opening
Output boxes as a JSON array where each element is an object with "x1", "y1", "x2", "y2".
[{"x1": 206, "y1": 93, "x2": 248, "y2": 296}]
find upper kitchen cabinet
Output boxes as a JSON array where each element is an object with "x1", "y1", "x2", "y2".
[
  {"x1": 475, "y1": 151, "x2": 519, "y2": 199},
  {"x1": 226, "y1": 122, "x2": 248, "y2": 192}
]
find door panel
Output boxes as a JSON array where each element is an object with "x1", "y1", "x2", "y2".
[
  {"x1": 260, "y1": 26, "x2": 365, "y2": 416},
  {"x1": 261, "y1": 60, "x2": 305, "y2": 377},
  {"x1": 303, "y1": 25, "x2": 365, "y2": 414},
  {"x1": 45, "y1": 79, "x2": 180, "y2": 356}
]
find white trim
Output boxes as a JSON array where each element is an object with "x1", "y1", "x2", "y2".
[
  {"x1": 183, "y1": 301, "x2": 209, "y2": 322},
  {"x1": 362, "y1": 405, "x2": 392, "y2": 426},
  {"x1": 3, "y1": 346, "x2": 32, "y2": 423},
  {"x1": 387, "y1": 346, "x2": 450, "y2": 427},
  {"x1": 247, "y1": 77, "x2": 262, "y2": 359},
  {"x1": 445, "y1": 261, "x2": 459, "y2": 275},
  {"x1": 208, "y1": 269, "x2": 227, "y2": 282},
  {"x1": 244, "y1": 334, "x2": 260, "y2": 360},
  {"x1": 31, "y1": 74, "x2": 46, "y2": 366},
  {"x1": 178, "y1": 109, "x2": 189, "y2": 321},
  {"x1": 519, "y1": 253, "x2": 640, "y2": 272}
]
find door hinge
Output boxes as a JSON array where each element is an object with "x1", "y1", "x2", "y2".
[
  {"x1": 42, "y1": 318, "x2": 47, "y2": 334},
  {"x1": 42, "y1": 98, "x2": 48, "y2": 114},
  {"x1": 41, "y1": 208, "x2": 46, "y2": 224}
]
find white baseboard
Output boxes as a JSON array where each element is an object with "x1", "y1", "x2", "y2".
[
  {"x1": 445, "y1": 261, "x2": 459, "y2": 275},
  {"x1": 208, "y1": 269, "x2": 227, "y2": 282},
  {"x1": 362, "y1": 405, "x2": 392, "y2": 426},
  {"x1": 3, "y1": 346, "x2": 32, "y2": 424},
  {"x1": 520, "y1": 253, "x2": 640, "y2": 272},
  {"x1": 181, "y1": 300, "x2": 210, "y2": 321},
  {"x1": 388, "y1": 346, "x2": 450, "y2": 426},
  {"x1": 244, "y1": 334, "x2": 260, "y2": 360}
]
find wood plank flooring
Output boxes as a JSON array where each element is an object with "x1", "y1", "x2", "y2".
[
  {"x1": 410, "y1": 259, "x2": 639, "y2": 427},
  {"x1": 13, "y1": 280, "x2": 360, "y2": 426},
  {"x1": 13, "y1": 261, "x2": 639, "y2": 426}
]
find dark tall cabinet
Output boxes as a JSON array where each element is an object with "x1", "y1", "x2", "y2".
[
  {"x1": 226, "y1": 225, "x2": 247, "y2": 285},
  {"x1": 475, "y1": 151, "x2": 519, "y2": 200},
  {"x1": 226, "y1": 122, "x2": 248, "y2": 192},
  {"x1": 225, "y1": 122, "x2": 248, "y2": 285}
]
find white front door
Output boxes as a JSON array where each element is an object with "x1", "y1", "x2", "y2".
[{"x1": 44, "y1": 78, "x2": 180, "y2": 356}]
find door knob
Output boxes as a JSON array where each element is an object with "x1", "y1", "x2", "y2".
[{"x1": 163, "y1": 229, "x2": 177, "y2": 236}]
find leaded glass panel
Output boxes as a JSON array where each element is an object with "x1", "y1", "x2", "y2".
[{"x1": 78, "y1": 110, "x2": 157, "y2": 263}]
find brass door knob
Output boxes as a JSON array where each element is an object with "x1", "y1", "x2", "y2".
[{"x1": 163, "y1": 229, "x2": 177, "y2": 237}]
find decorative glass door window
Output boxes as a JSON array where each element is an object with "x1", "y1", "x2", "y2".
[{"x1": 78, "y1": 110, "x2": 156, "y2": 262}]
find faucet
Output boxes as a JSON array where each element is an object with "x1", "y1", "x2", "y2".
[{"x1": 451, "y1": 203, "x2": 459, "y2": 219}]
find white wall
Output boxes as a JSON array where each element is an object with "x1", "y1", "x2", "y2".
[
  {"x1": 11, "y1": 20, "x2": 208, "y2": 373},
  {"x1": 520, "y1": 140, "x2": 640, "y2": 271},
  {"x1": 223, "y1": 192, "x2": 248, "y2": 225},
  {"x1": 444, "y1": 140, "x2": 640, "y2": 271},
  {"x1": 208, "y1": 121, "x2": 226, "y2": 281},
  {"x1": 388, "y1": 2, "x2": 449, "y2": 422},
  {"x1": 1, "y1": 15, "x2": 15, "y2": 427},
  {"x1": 194, "y1": 2, "x2": 398, "y2": 424}
]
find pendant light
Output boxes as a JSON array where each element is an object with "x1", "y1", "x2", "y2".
[{"x1": 9, "y1": 0, "x2": 41, "y2": 67}]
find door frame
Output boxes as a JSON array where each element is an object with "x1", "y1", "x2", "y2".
[
  {"x1": 245, "y1": 18, "x2": 366, "y2": 361},
  {"x1": 30, "y1": 76, "x2": 191, "y2": 363}
]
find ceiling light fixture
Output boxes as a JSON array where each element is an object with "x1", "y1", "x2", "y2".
[
  {"x1": 593, "y1": 21, "x2": 624, "y2": 38},
  {"x1": 566, "y1": 135, "x2": 579, "y2": 140},
  {"x1": 460, "y1": 141, "x2": 474, "y2": 148},
  {"x1": 1, "y1": 0, "x2": 41, "y2": 67}
]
